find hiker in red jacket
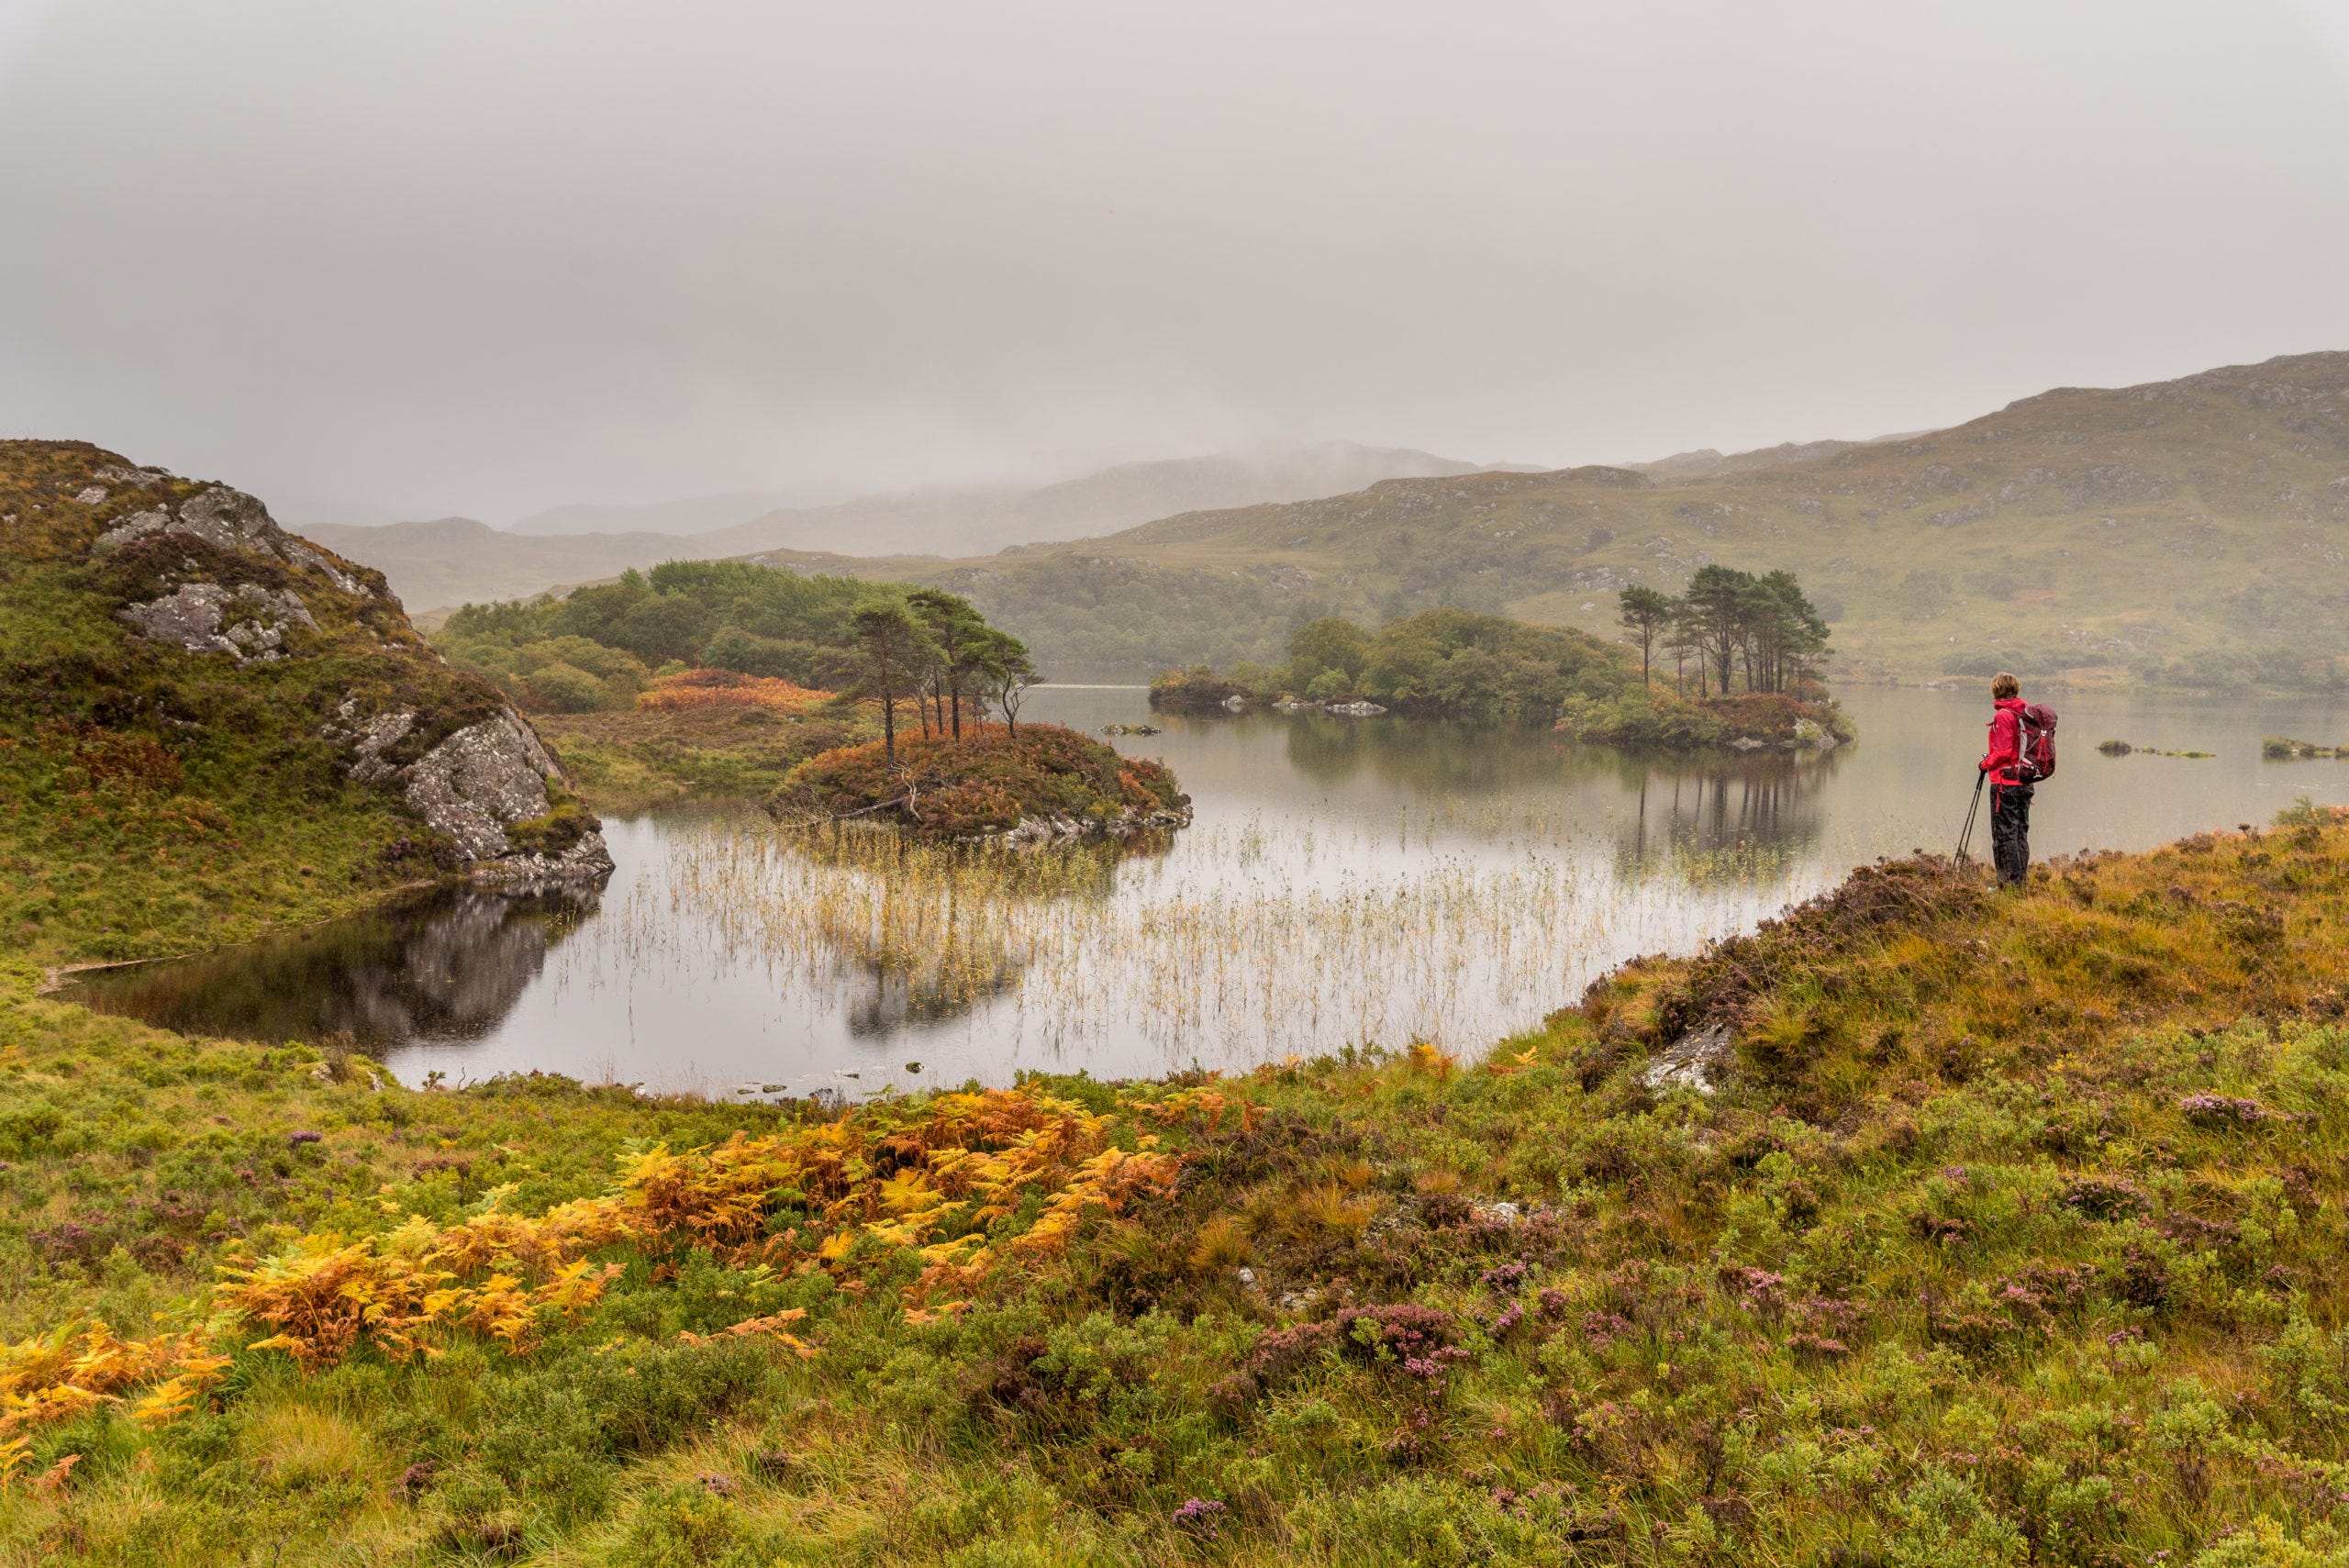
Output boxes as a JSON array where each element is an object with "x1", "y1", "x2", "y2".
[{"x1": 1979, "y1": 672, "x2": 2033, "y2": 887}]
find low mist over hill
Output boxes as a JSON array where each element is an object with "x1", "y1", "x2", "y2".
[
  {"x1": 307, "y1": 443, "x2": 1510, "y2": 612},
  {"x1": 303, "y1": 351, "x2": 2349, "y2": 685},
  {"x1": 751, "y1": 350, "x2": 2349, "y2": 684},
  {"x1": 507, "y1": 486, "x2": 853, "y2": 538}
]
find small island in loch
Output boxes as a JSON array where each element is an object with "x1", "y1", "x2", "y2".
[
  {"x1": 1151, "y1": 568, "x2": 1852, "y2": 752},
  {"x1": 771, "y1": 722, "x2": 1190, "y2": 843},
  {"x1": 433, "y1": 560, "x2": 1190, "y2": 840}
]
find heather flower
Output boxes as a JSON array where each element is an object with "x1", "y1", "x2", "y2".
[
  {"x1": 2179, "y1": 1094, "x2": 2267, "y2": 1126},
  {"x1": 1172, "y1": 1497, "x2": 1226, "y2": 1540},
  {"x1": 1724, "y1": 1266, "x2": 1788, "y2": 1321},
  {"x1": 1480, "y1": 1260, "x2": 1530, "y2": 1292},
  {"x1": 288, "y1": 1129, "x2": 324, "y2": 1146},
  {"x1": 2059, "y1": 1174, "x2": 2149, "y2": 1221},
  {"x1": 1582, "y1": 1310, "x2": 1637, "y2": 1347}
]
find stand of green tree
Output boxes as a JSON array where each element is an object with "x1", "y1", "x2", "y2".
[
  {"x1": 1566, "y1": 568, "x2": 1852, "y2": 749},
  {"x1": 1151, "y1": 608, "x2": 1637, "y2": 723},
  {"x1": 432, "y1": 562, "x2": 1042, "y2": 740},
  {"x1": 1615, "y1": 565, "x2": 1831, "y2": 696},
  {"x1": 1148, "y1": 597, "x2": 1850, "y2": 751}
]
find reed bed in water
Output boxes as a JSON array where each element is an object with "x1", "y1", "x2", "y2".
[{"x1": 582, "y1": 807, "x2": 1827, "y2": 1066}]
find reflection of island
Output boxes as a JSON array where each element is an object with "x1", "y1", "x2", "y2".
[
  {"x1": 1278, "y1": 714, "x2": 1575, "y2": 793},
  {"x1": 829, "y1": 951, "x2": 1022, "y2": 1037},
  {"x1": 1614, "y1": 750, "x2": 1842, "y2": 874},
  {"x1": 757, "y1": 829, "x2": 1171, "y2": 1039},
  {"x1": 64, "y1": 884, "x2": 603, "y2": 1050}
]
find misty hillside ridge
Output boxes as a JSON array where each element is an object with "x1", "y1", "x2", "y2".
[
  {"x1": 751, "y1": 349, "x2": 2349, "y2": 683},
  {"x1": 1623, "y1": 430, "x2": 1931, "y2": 484},
  {"x1": 507, "y1": 484, "x2": 860, "y2": 539},
  {"x1": 306, "y1": 442, "x2": 1514, "y2": 611}
]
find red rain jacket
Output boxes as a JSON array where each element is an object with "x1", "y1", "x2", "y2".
[{"x1": 1980, "y1": 696, "x2": 2028, "y2": 784}]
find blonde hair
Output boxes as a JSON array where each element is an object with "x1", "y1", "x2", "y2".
[{"x1": 1991, "y1": 672, "x2": 2021, "y2": 700}]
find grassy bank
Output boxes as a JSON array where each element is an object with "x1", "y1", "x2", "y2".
[
  {"x1": 535, "y1": 673, "x2": 879, "y2": 812},
  {"x1": 6, "y1": 803, "x2": 2349, "y2": 1562}
]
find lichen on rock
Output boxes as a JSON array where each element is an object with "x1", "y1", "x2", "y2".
[
  {"x1": 57, "y1": 446, "x2": 611, "y2": 885},
  {"x1": 95, "y1": 484, "x2": 373, "y2": 598},
  {"x1": 323, "y1": 699, "x2": 612, "y2": 884},
  {"x1": 118, "y1": 581, "x2": 317, "y2": 662}
]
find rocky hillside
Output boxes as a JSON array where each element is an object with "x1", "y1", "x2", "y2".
[
  {"x1": 306, "y1": 443, "x2": 1516, "y2": 612},
  {"x1": 725, "y1": 350, "x2": 2349, "y2": 683},
  {"x1": 0, "y1": 440, "x2": 608, "y2": 962}
]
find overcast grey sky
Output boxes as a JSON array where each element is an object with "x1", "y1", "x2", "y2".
[{"x1": 5, "y1": 0, "x2": 2349, "y2": 524}]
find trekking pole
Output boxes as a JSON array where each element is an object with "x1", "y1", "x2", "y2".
[{"x1": 1954, "y1": 772, "x2": 1985, "y2": 864}]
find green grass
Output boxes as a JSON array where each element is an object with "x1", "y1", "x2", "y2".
[
  {"x1": 7, "y1": 807, "x2": 2349, "y2": 1562},
  {"x1": 535, "y1": 703, "x2": 876, "y2": 812}
]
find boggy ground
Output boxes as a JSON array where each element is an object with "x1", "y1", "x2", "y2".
[{"x1": 5, "y1": 812, "x2": 2349, "y2": 1564}]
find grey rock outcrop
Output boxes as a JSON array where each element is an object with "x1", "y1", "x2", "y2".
[
  {"x1": 322, "y1": 699, "x2": 613, "y2": 884},
  {"x1": 993, "y1": 800, "x2": 1193, "y2": 847},
  {"x1": 1640, "y1": 1019, "x2": 1733, "y2": 1095},
  {"x1": 96, "y1": 484, "x2": 373, "y2": 596},
  {"x1": 118, "y1": 582, "x2": 317, "y2": 662}
]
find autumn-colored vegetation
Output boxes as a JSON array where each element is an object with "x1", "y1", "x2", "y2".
[
  {"x1": 635, "y1": 669, "x2": 834, "y2": 717},
  {"x1": 771, "y1": 721, "x2": 1189, "y2": 841}
]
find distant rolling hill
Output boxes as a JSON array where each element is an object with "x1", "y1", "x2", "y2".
[
  {"x1": 706, "y1": 350, "x2": 2349, "y2": 684},
  {"x1": 308, "y1": 442, "x2": 1520, "y2": 612},
  {"x1": 507, "y1": 486, "x2": 853, "y2": 538}
]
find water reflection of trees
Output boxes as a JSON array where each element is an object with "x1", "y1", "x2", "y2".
[
  {"x1": 778, "y1": 820, "x2": 1174, "y2": 901},
  {"x1": 705, "y1": 825, "x2": 1181, "y2": 1040},
  {"x1": 66, "y1": 884, "x2": 602, "y2": 1050},
  {"x1": 1612, "y1": 750, "x2": 1843, "y2": 879},
  {"x1": 832, "y1": 951, "x2": 1022, "y2": 1037},
  {"x1": 1279, "y1": 714, "x2": 1575, "y2": 794},
  {"x1": 1273, "y1": 711, "x2": 1839, "y2": 872}
]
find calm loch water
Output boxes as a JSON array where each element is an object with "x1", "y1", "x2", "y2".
[{"x1": 65, "y1": 684, "x2": 2349, "y2": 1096}]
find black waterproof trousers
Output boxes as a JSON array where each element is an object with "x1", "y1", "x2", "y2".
[{"x1": 1991, "y1": 781, "x2": 2033, "y2": 887}]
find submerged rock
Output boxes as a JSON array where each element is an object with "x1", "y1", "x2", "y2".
[{"x1": 993, "y1": 799, "x2": 1193, "y2": 847}]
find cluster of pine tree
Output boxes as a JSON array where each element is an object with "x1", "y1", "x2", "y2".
[
  {"x1": 1616, "y1": 565, "x2": 1831, "y2": 697},
  {"x1": 843, "y1": 589, "x2": 1042, "y2": 759}
]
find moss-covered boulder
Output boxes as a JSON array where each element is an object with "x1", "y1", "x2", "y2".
[{"x1": 1, "y1": 440, "x2": 609, "y2": 961}]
